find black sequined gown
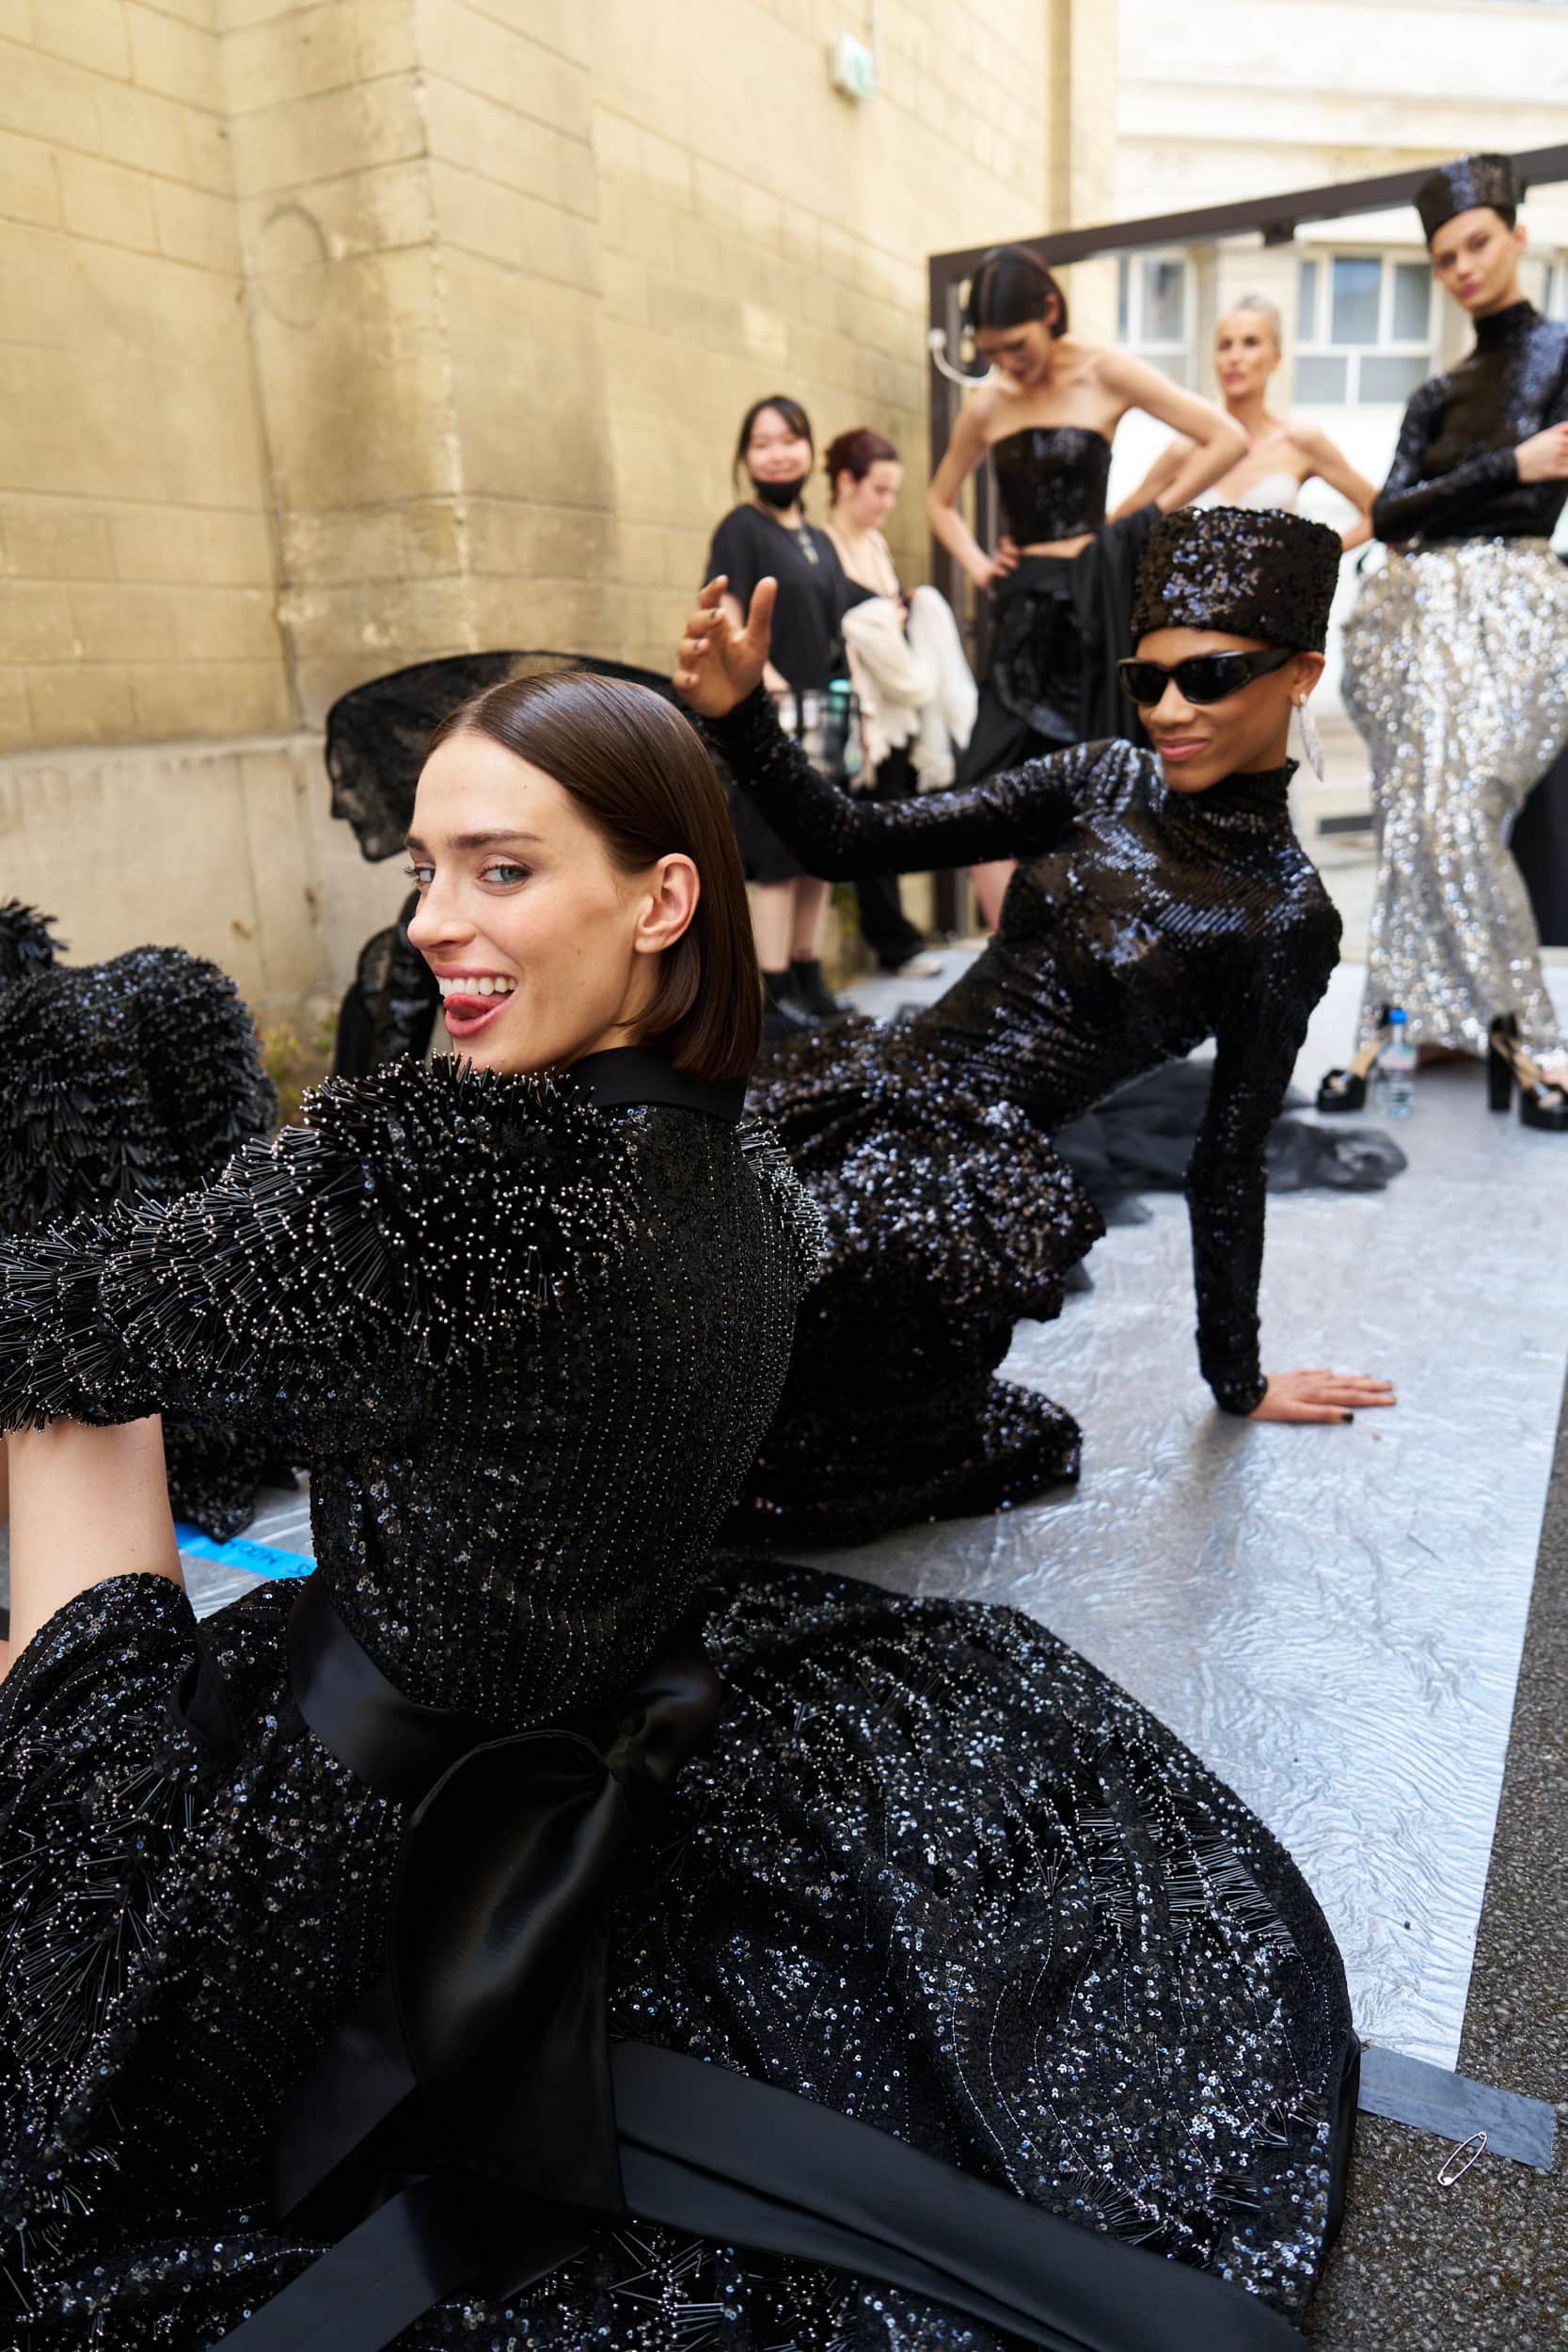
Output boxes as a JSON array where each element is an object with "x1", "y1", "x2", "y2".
[
  {"x1": 0, "y1": 903, "x2": 277, "y2": 1537},
  {"x1": 709, "y1": 691, "x2": 1340, "y2": 1543},
  {"x1": 0, "y1": 1050, "x2": 1355, "y2": 2350}
]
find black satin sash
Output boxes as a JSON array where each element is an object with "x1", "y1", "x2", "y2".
[{"x1": 200, "y1": 1579, "x2": 1307, "y2": 2352}]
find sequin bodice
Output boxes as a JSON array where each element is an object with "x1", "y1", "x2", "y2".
[
  {"x1": 990, "y1": 426, "x2": 1112, "y2": 543},
  {"x1": 1373, "y1": 302, "x2": 1568, "y2": 546},
  {"x1": 711, "y1": 692, "x2": 1340, "y2": 1410},
  {"x1": 0, "y1": 1054, "x2": 823, "y2": 1722}
]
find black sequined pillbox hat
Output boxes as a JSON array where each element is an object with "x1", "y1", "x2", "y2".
[
  {"x1": 1415, "y1": 152, "x2": 1519, "y2": 243},
  {"x1": 1131, "y1": 506, "x2": 1341, "y2": 653}
]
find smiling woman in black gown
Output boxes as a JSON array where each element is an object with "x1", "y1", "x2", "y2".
[
  {"x1": 683, "y1": 506, "x2": 1393, "y2": 1544},
  {"x1": 0, "y1": 666, "x2": 1355, "y2": 2352}
]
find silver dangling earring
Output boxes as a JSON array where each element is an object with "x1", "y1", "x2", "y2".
[{"x1": 1291, "y1": 696, "x2": 1325, "y2": 781}]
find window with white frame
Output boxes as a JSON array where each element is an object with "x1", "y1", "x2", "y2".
[
  {"x1": 1117, "y1": 251, "x2": 1195, "y2": 386},
  {"x1": 1520, "y1": 251, "x2": 1568, "y2": 321},
  {"x1": 1294, "y1": 253, "x2": 1434, "y2": 405}
]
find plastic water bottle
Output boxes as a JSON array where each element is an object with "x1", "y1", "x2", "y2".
[{"x1": 1379, "y1": 1006, "x2": 1416, "y2": 1120}]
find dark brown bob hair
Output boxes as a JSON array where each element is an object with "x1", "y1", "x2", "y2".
[
  {"x1": 429, "y1": 671, "x2": 762, "y2": 1080},
  {"x1": 964, "y1": 246, "x2": 1069, "y2": 339},
  {"x1": 732, "y1": 393, "x2": 814, "y2": 493},
  {"x1": 824, "y1": 426, "x2": 899, "y2": 493}
]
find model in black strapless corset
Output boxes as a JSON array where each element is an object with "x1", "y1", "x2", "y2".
[
  {"x1": 990, "y1": 424, "x2": 1112, "y2": 545},
  {"x1": 961, "y1": 426, "x2": 1148, "y2": 791}
]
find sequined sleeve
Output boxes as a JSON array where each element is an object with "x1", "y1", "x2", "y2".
[
  {"x1": 705, "y1": 687, "x2": 1113, "y2": 879},
  {"x1": 0, "y1": 1060, "x2": 580, "y2": 1454},
  {"x1": 1186, "y1": 916, "x2": 1340, "y2": 1414},
  {"x1": 1372, "y1": 374, "x2": 1524, "y2": 545}
]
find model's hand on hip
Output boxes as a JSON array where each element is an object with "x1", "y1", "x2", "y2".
[
  {"x1": 673, "y1": 577, "x2": 777, "y2": 716},
  {"x1": 1514, "y1": 422, "x2": 1568, "y2": 484},
  {"x1": 1251, "y1": 1370, "x2": 1397, "y2": 1424}
]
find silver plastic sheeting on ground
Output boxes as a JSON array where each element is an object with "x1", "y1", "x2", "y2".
[{"x1": 803, "y1": 961, "x2": 1568, "y2": 2070}]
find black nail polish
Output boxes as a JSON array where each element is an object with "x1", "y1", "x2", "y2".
[{"x1": 1340, "y1": 1411, "x2": 1354, "y2": 1423}]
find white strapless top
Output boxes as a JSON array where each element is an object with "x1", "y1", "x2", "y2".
[{"x1": 1196, "y1": 471, "x2": 1302, "y2": 513}]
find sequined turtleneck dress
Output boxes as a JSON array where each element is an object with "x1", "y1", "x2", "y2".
[
  {"x1": 0, "y1": 1049, "x2": 1356, "y2": 2350},
  {"x1": 707, "y1": 690, "x2": 1339, "y2": 1544},
  {"x1": 1342, "y1": 299, "x2": 1568, "y2": 1052}
]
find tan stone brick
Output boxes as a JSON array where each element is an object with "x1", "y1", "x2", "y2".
[
  {"x1": 132, "y1": 657, "x2": 290, "y2": 739},
  {"x1": 162, "y1": 583, "x2": 281, "y2": 661},
  {"x1": 0, "y1": 668, "x2": 31, "y2": 750},
  {"x1": 181, "y1": 103, "x2": 232, "y2": 193},
  {"x1": 0, "y1": 41, "x2": 103, "y2": 152},
  {"x1": 1, "y1": 498, "x2": 114, "y2": 580},
  {"x1": 427, "y1": 161, "x2": 597, "y2": 289},
  {"x1": 96, "y1": 76, "x2": 196, "y2": 178},
  {"x1": 71, "y1": 580, "x2": 176, "y2": 660},
  {"x1": 278, "y1": 498, "x2": 464, "y2": 586},
  {"x1": 228, "y1": 72, "x2": 424, "y2": 199},
  {"x1": 246, "y1": 246, "x2": 453, "y2": 511},
  {"x1": 0, "y1": 580, "x2": 74, "y2": 660},
  {"x1": 470, "y1": 574, "x2": 616, "y2": 655},
  {"x1": 462, "y1": 0, "x2": 592, "y2": 70},
  {"x1": 55, "y1": 149, "x2": 158, "y2": 250},
  {"x1": 414, "y1": 0, "x2": 591, "y2": 140},
  {"x1": 126, "y1": 4, "x2": 224, "y2": 112},
  {"x1": 600, "y1": 248, "x2": 648, "y2": 325},
  {"x1": 110, "y1": 503, "x2": 276, "y2": 585},
  {"x1": 466, "y1": 498, "x2": 613, "y2": 579},
  {"x1": 444, "y1": 254, "x2": 610, "y2": 504},
  {"x1": 420, "y1": 75, "x2": 594, "y2": 215},
  {"x1": 240, "y1": 161, "x2": 432, "y2": 275},
  {"x1": 2, "y1": 142, "x2": 60, "y2": 246},
  {"x1": 223, "y1": 0, "x2": 418, "y2": 111},
  {"x1": 34, "y1": 0, "x2": 132, "y2": 78},
  {"x1": 24, "y1": 661, "x2": 139, "y2": 742},
  {"x1": 278, "y1": 571, "x2": 474, "y2": 664},
  {"x1": 150, "y1": 172, "x2": 242, "y2": 267}
]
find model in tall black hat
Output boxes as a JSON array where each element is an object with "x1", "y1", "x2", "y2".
[
  {"x1": 1337, "y1": 151, "x2": 1568, "y2": 1123},
  {"x1": 678, "y1": 504, "x2": 1395, "y2": 1546}
]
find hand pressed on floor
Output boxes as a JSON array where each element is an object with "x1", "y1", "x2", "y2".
[{"x1": 1251, "y1": 1370, "x2": 1397, "y2": 1425}]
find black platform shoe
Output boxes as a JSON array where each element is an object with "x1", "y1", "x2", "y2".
[
  {"x1": 761, "y1": 969, "x2": 823, "y2": 1050},
  {"x1": 1317, "y1": 1006, "x2": 1393, "y2": 1114},
  {"x1": 1487, "y1": 1014, "x2": 1568, "y2": 1131}
]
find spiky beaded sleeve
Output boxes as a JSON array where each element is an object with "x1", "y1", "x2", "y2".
[{"x1": 0, "y1": 1057, "x2": 636, "y2": 1455}]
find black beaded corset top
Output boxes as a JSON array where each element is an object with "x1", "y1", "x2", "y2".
[
  {"x1": 990, "y1": 426, "x2": 1112, "y2": 544},
  {"x1": 0, "y1": 1050, "x2": 825, "y2": 1724}
]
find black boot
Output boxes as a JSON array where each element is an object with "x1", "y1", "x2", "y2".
[
  {"x1": 789, "y1": 957, "x2": 848, "y2": 1022},
  {"x1": 761, "y1": 968, "x2": 821, "y2": 1049}
]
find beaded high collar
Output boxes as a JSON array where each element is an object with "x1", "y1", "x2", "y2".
[
  {"x1": 1473, "y1": 299, "x2": 1538, "y2": 352},
  {"x1": 1166, "y1": 758, "x2": 1295, "y2": 827}
]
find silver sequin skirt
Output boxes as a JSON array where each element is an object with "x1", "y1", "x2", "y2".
[{"x1": 1341, "y1": 538, "x2": 1568, "y2": 1053}]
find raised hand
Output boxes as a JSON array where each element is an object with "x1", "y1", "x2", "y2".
[
  {"x1": 1250, "y1": 1370, "x2": 1396, "y2": 1425},
  {"x1": 673, "y1": 577, "x2": 778, "y2": 719}
]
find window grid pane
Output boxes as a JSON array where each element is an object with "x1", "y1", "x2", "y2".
[
  {"x1": 1359, "y1": 352, "x2": 1432, "y2": 405},
  {"x1": 1143, "y1": 257, "x2": 1185, "y2": 343},
  {"x1": 1391, "y1": 262, "x2": 1432, "y2": 342},
  {"x1": 1295, "y1": 354, "x2": 1349, "y2": 405},
  {"x1": 1117, "y1": 255, "x2": 1131, "y2": 341},
  {"x1": 1330, "y1": 256, "x2": 1382, "y2": 344},
  {"x1": 1297, "y1": 258, "x2": 1319, "y2": 341}
]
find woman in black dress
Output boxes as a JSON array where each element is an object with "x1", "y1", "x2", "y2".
[
  {"x1": 705, "y1": 395, "x2": 858, "y2": 1041},
  {"x1": 0, "y1": 668, "x2": 1354, "y2": 2350},
  {"x1": 677, "y1": 506, "x2": 1393, "y2": 1544}
]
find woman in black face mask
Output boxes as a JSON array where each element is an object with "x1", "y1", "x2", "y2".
[{"x1": 705, "y1": 396, "x2": 860, "y2": 1044}]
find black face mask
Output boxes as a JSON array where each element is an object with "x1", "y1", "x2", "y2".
[{"x1": 751, "y1": 473, "x2": 808, "y2": 510}]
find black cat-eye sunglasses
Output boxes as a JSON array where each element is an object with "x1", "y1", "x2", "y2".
[{"x1": 1117, "y1": 645, "x2": 1294, "y2": 707}]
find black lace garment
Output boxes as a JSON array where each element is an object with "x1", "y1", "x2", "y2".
[
  {"x1": 0, "y1": 1052, "x2": 1354, "y2": 2349},
  {"x1": 0, "y1": 903, "x2": 277, "y2": 1538},
  {"x1": 709, "y1": 691, "x2": 1339, "y2": 1541},
  {"x1": 990, "y1": 425, "x2": 1113, "y2": 544},
  {"x1": 1372, "y1": 302, "x2": 1568, "y2": 546}
]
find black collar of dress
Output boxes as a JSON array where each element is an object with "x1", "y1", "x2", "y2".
[
  {"x1": 560, "y1": 1045, "x2": 746, "y2": 1122},
  {"x1": 1171, "y1": 758, "x2": 1295, "y2": 824},
  {"x1": 1473, "y1": 299, "x2": 1537, "y2": 350}
]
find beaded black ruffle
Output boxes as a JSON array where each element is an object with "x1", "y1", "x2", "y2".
[{"x1": 0, "y1": 905, "x2": 278, "y2": 1536}]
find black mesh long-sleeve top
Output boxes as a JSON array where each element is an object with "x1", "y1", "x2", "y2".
[
  {"x1": 708, "y1": 691, "x2": 1340, "y2": 1414},
  {"x1": 0, "y1": 1052, "x2": 824, "y2": 1723},
  {"x1": 1372, "y1": 301, "x2": 1568, "y2": 547}
]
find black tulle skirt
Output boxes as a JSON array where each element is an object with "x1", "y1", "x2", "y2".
[{"x1": 0, "y1": 1559, "x2": 1354, "y2": 2349}]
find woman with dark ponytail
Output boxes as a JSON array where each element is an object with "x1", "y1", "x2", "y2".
[{"x1": 929, "y1": 246, "x2": 1246, "y2": 921}]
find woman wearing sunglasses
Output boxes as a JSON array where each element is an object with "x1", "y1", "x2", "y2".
[{"x1": 677, "y1": 505, "x2": 1394, "y2": 1544}]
